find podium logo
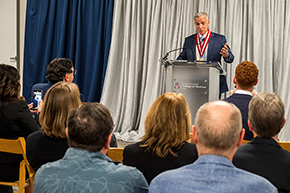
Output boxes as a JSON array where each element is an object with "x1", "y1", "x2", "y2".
[{"x1": 174, "y1": 82, "x2": 180, "y2": 89}]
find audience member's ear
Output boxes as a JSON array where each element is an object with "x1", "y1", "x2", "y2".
[
  {"x1": 65, "y1": 127, "x2": 69, "y2": 138},
  {"x1": 282, "y1": 118, "x2": 286, "y2": 129},
  {"x1": 191, "y1": 125, "x2": 198, "y2": 144},
  {"x1": 105, "y1": 133, "x2": 112, "y2": 149},
  {"x1": 248, "y1": 120, "x2": 253, "y2": 132},
  {"x1": 233, "y1": 76, "x2": 237, "y2": 84},
  {"x1": 237, "y1": 128, "x2": 245, "y2": 147},
  {"x1": 254, "y1": 78, "x2": 258, "y2": 86}
]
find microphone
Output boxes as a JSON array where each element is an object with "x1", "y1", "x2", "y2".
[{"x1": 161, "y1": 47, "x2": 185, "y2": 61}]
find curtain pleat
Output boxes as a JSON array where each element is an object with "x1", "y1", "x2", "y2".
[{"x1": 23, "y1": 0, "x2": 114, "y2": 102}]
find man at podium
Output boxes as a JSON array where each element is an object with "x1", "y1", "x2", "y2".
[{"x1": 177, "y1": 12, "x2": 234, "y2": 94}]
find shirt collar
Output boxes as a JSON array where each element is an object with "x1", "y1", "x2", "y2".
[
  {"x1": 63, "y1": 147, "x2": 113, "y2": 162},
  {"x1": 234, "y1": 89, "x2": 252, "y2": 96},
  {"x1": 197, "y1": 154, "x2": 234, "y2": 167},
  {"x1": 199, "y1": 31, "x2": 208, "y2": 38}
]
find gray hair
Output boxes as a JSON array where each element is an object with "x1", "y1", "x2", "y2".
[
  {"x1": 194, "y1": 12, "x2": 209, "y2": 20},
  {"x1": 249, "y1": 92, "x2": 284, "y2": 138}
]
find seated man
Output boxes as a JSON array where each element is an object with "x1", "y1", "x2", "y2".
[
  {"x1": 149, "y1": 101, "x2": 276, "y2": 193},
  {"x1": 34, "y1": 103, "x2": 148, "y2": 193},
  {"x1": 31, "y1": 58, "x2": 85, "y2": 102},
  {"x1": 223, "y1": 61, "x2": 259, "y2": 140},
  {"x1": 233, "y1": 92, "x2": 290, "y2": 192}
]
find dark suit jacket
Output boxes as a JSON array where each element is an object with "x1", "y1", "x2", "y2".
[
  {"x1": 0, "y1": 100, "x2": 39, "y2": 181},
  {"x1": 223, "y1": 93, "x2": 253, "y2": 140},
  {"x1": 177, "y1": 32, "x2": 234, "y2": 94},
  {"x1": 233, "y1": 137, "x2": 290, "y2": 193},
  {"x1": 123, "y1": 141, "x2": 198, "y2": 184}
]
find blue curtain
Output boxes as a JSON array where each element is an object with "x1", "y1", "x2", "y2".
[{"x1": 23, "y1": 0, "x2": 114, "y2": 102}]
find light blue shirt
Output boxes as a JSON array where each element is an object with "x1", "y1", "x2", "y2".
[
  {"x1": 149, "y1": 154, "x2": 277, "y2": 193},
  {"x1": 34, "y1": 148, "x2": 148, "y2": 193}
]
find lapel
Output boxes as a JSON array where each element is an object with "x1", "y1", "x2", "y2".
[
  {"x1": 190, "y1": 34, "x2": 197, "y2": 60},
  {"x1": 207, "y1": 32, "x2": 215, "y2": 61}
]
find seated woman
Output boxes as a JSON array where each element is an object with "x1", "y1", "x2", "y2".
[
  {"x1": 27, "y1": 82, "x2": 117, "y2": 172},
  {"x1": 123, "y1": 92, "x2": 198, "y2": 184},
  {"x1": 0, "y1": 64, "x2": 39, "y2": 192},
  {"x1": 27, "y1": 82, "x2": 82, "y2": 172}
]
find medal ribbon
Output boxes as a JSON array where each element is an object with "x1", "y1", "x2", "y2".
[{"x1": 196, "y1": 29, "x2": 212, "y2": 58}]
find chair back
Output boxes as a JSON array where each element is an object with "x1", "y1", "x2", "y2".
[
  {"x1": 107, "y1": 148, "x2": 124, "y2": 163},
  {"x1": 278, "y1": 142, "x2": 290, "y2": 152},
  {"x1": 0, "y1": 137, "x2": 35, "y2": 193},
  {"x1": 242, "y1": 139, "x2": 250, "y2": 144}
]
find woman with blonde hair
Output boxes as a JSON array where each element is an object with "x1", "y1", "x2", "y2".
[
  {"x1": 123, "y1": 92, "x2": 198, "y2": 184},
  {"x1": 26, "y1": 81, "x2": 82, "y2": 171}
]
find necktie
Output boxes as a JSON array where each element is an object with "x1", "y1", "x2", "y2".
[{"x1": 201, "y1": 36, "x2": 205, "y2": 46}]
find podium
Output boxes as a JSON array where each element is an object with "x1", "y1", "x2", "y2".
[{"x1": 163, "y1": 60, "x2": 222, "y2": 124}]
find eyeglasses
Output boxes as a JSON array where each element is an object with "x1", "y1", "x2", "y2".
[{"x1": 72, "y1": 69, "x2": 77, "y2": 75}]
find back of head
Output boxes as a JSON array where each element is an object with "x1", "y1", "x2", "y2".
[
  {"x1": 235, "y1": 61, "x2": 259, "y2": 89},
  {"x1": 249, "y1": 92, "x2": 284, "y2": 138},
  {"x1": 67, "y1": 103, "x2": 114, "y2": 152},
  {"x1": 46, "y1": 58, "x2": 73, "y2": 84},
  {"x1": 0, "y1": 64, "x2": 20, "y2": 107},
  {"x1": 142, "y1": 93, "x2": 191, "y2": 158},
  {"x1": 40, "y1": 82, "x2": 81, "y2": 138},
  {"x1": 195, "y1": 101, "x2": 242, "y2": 155}
]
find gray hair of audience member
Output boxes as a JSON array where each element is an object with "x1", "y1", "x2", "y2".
[
  {"x1": 249, "y1": 92, "x2": 285, "y2": 138},
  {"x1": 194, "y1": 12, "x2": 208, "y2": 20},
  {"x1": 195, "y1": 101, "x2": 242, "y2": 153},
  {"x1": 67, "y1": 103, "x2": 114, "y2": 152}
]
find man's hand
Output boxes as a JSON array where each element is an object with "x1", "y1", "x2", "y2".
[{"x1": 220, "y1": 42, "x2": 229, "y2": 58}]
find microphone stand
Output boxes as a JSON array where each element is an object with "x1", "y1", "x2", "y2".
[{"x1": 160, "y1": 47, "x2": 184, "y2": 68}]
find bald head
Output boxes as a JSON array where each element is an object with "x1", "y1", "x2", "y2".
[{"x1": 194, "y1": 101, "x2": 243, "y2": 155}]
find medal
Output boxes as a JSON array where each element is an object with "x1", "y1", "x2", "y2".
[{"x1": 196, "y1": 29, "x2": 212, "y2": 59}]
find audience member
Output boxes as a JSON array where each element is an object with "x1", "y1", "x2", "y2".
[
  {"x1": 31, "y1": 58, "x2": 85, "y2": 102},
  {"x1": 0, "y1": 64, "x2": 39, "y2": 193},
  {"x1": 26, "y1": 82, "x2": 82, "y2": 171},
  {"x1": 233, "y1": 92, "x2": 290, "y2": 193},
  {"x1": 123, "y1": 93, "x2": 198, "y2": 184},
  {"x1": 223, "y1": 61, "x2": 259, "y2": 140},
  {"x1": 149, "y1": 101, "x2": 277, "y2": 193},
  {"x1": 34, "y1": 103, "x2": 148, "y2": 193}
]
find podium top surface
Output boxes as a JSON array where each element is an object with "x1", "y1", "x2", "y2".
[{"x1": 164, "y1": 60, "x2": 224, "y2": 74}]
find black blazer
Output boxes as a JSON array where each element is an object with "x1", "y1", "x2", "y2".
[
  {"x1": 0, "y1": 100, "x2": 39, "y2": 181},
  {"x1": 27, "y1": 131, "x2": 117, "y2": 172},
  {"x1": 123, "y1": 141, "x2": 198, "y2": 184},
  {"x1": 233, "y1": 137, "x2": 290, "y2": 193},
  {"x1": 26, "y1": 130, "x2": 69, "y2": 172},
  {"x1": 223, "y1": 93, "x2": 253, "y2": 140}
]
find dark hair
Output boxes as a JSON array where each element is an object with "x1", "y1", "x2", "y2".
[
  {"x1": 45, "y1": 58, "x2": 73, "y2": 84},
  {"x1": 0, "y1": 64, "x2": 21, "y2": 110},
  {"x1": 67, "y1": 103, "x2": 114, "y2": 152}
]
